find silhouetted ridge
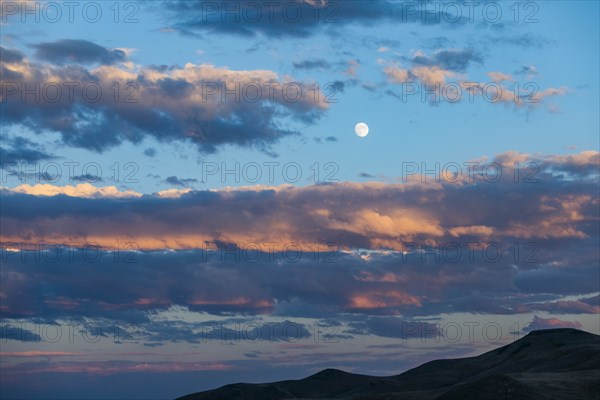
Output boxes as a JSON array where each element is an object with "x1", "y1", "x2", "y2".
[
  {"x1": 306, "y1": 368, "x2": 353, "y2": 379},
  {"x1": 176, "y1": 329, "x2": 600, "y2": 400}
]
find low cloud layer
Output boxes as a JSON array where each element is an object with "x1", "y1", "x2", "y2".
[
  {"x1": 1, "y1": 151, "x2": 598, "y2": 325},
  {"x1": 2, "y1": 151, "x2": 597, "y2": 251}
]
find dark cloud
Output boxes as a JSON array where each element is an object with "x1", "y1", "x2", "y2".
[
  {"x1": 1, "y1": 155, "x2": 598, "y2": 322},
  {"x1": 329, "y1": 80, "x2": 345, "y2": 92},
  {"x1": 0, "y1": 136, "x2": 55, "y2": 164},
  {"x1": 71, "y1": 174, "x2": 103, "y2": 183},
  {"x1": 164, "y1": 176, "x2": 198, "y2": 187},
  {"x1": 142, "y1": 319, "x2": 311, "y2": 345},
  {"x1": 410, "y1": 48, "x2": 482, "y2": 72},
  {"x1": 313, "y1": 135, "x2": 338, "y2": 143},
  {"x1": 0, "y1": 46, "x2": 24, "y2": 63},
  {"x1": 0, "y1": 244, "x2": 596, "y2": 341},
  {"x1": 581, "y1": 295, "x2": 599, "y2": 307},
  {"x1": 293, "y1": 59, "x2": 332, "y2": 70},
  {"x1": 155, "y1": 77, "x2": 195, "y2": 97},
  {"x1": 526, "y1": 299, "x2": 599, "y2": 314},
  {"x1": 1, "y1": 46, "x2": 327, "y2": 153},
  {"x1": 514, "y1": 264, "x2": 600, "y2": 295},
  {"x1": 143, "y1": 148, "x2": 157, "y2": 157},
  {"x1": 0, "y1": 146, "x2": 54, "y2": 164},
  {"x1": 515, "y1": 65, "x2": 539, "y2": 76},
  {"x1": 0, "y1": 325, "x2": 43, "y2": 342},
  {"x1": 32, "y1": 39, "x2": 127, "y2": 65},
  {"x1": 163, "y1": 0, "x2": 470, "y2": 38},
  {"x1": 0, "y1": 152, "x2": 597, "y2": 329}
]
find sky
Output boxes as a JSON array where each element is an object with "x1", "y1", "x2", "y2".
[{"x1": 0, "y1": 1, "x2": 599, "y2": 399}]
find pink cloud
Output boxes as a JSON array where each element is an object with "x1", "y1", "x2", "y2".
[{"x1": 527, "y1": 316, "x2": 583, "y2": 331}]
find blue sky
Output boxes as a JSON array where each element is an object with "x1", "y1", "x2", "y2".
[
  {"x1": 1, "y1": 1, "x2": 599, "y2": 399},
  {"x1": 2, "y1": 0, "x2": 598, "y2": 191}
]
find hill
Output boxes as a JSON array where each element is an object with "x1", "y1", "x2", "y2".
[{"x1": 176, "y1": 328, "x2": 600, "y2": 400}]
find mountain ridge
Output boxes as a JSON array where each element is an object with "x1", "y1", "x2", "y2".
[{"x1": 176, "y1": 328, "x2": 600, "y2": 400}]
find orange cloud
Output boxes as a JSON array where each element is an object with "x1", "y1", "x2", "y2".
[
  {"x1": 347, "y1": 291, "x2": 422, "y2": 310},
  {"x1": 6, "y1": 183, "x2": 141, "y2": 198}
]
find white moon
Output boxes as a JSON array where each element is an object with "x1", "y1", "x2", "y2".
[{"x1": 355, "y1": 122, "x2": 369, "y2": 137}]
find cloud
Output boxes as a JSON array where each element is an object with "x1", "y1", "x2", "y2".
[
  {"x1": 1, "y1": 151, "x2": 597, "y2": 250},
  {"x1": 32, "y1": 39, "x2": 127, "y2": 65},
  {"x1": 0, "y1": 325, "x2": 42, "y2": 342},
  {"x1": 346, "y1": 291, "x2": 421, "y2": 310},
  {"x1": 542, "y1": 151, "x2": 600, "y2": 175},
  {"x1": 384, "y1": 48, "x2": 479, "y2": 87},
  {"x1": 409, "y1": 48, "x2": 482, "y2": 72},
  {"x1": 580, "y1": 295, "x2": 599, "y2": 308},
  {"x1": 523, "y1": 316, "x2": 583, "y2": 332},
  {"x1": 71, "y1": 174, "x2": 104, "y2": 183},
  {"x1": 494, "y1": 150, "x2": 600, "y2": 177},
  {"x1": 0, "y1": 136, "x2": 55, "y2": 164},
  {"x1": 0, "y1": 46, "x2": 24, "y2": 63},
  {"x1": 384, "y1": 53, "x2": 567, "y2": 110},
  {"x1": 163, "y1": 0, "x2": 470, "y2": 38},
  {"x1": 1, "y1": 46, "x2": 329, "y2": 153},
  {"x1": 384, "y1": 66, "x2": 411, "y2": 84},
  {"x1": 527, "y1": 299, "x2": 600, "y2": 314},
  {"x1": 487, "y1": 71, "x2": 512, "y2": 82},
  {"x1": 409, "y1": 65, "x2": 456, "y2": 85},
  {"x1": 143, "y1": 148, "x2": 156, "y2": 157},
  {"x1": 0, "y1": 151, "x2": 597, "y2": 323},
  {"x1": 164, "y1": 176, "x2": 198, "y2": 187},
  {"x1": 0, "y1": 234, "x2": 596, "y2": 324},
  {"x1": 157, "y1": 188, "x2": 193, "y2": 198},
  {"x1": 448, "y1": 225, "x2": 494, "y2": 237},
  {"x1": 515, "y1": 65, "x2": 539, "y2": 77},
  {"x1": 344, "y1": 59, "x2": 360, "y2": 77},
  {"x1": 514, "y1": 264, "x2": 600, "y2": 295},
  {"x1": 5, "y1": 183, "x2": 141, "y2": 198},
  {"x1": 142, "y1": 319, "x2": 312, "y2": 345},
  {"x1": 293, "y1": 59, "x2": 331, "y2": 70}
]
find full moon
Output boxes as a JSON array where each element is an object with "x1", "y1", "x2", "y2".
[{"x1": 355, "y1": 122, "x2": 369, "y2": 137}]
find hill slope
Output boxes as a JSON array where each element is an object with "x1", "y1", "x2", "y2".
[{"x1": 176, "y1": 328, "x2": 600, "y2": 400}]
